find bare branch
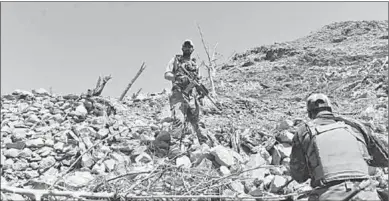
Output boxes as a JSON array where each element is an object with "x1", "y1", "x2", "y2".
[
  {"x1": 196, "y1": 23, "x2": 218, "y2": 97},
  {"x1": 87, "y1": 75, "x2": 112, "y2": 97},
  {"x1": 119, "y1": 62, "x2": 146, "y2": 101}
]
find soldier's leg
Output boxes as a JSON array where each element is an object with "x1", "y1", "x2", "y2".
[
  {"x1": 169, "y1": 92, "x2": 189, "y2": 156},
  {"x1": 187, "y1": 98, "x2": 210, "y2": 145},
  {"x1": 310, "y1": 180, "x2": 381, "y2": 201}
]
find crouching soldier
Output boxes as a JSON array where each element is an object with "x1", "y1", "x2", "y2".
[{"x1": 290, "y1": 93, "x2": 388, "y2": 200}]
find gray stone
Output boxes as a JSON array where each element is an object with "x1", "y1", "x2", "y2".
[
  {"x1": 245, "y1": 152, "x2": 270, "y2": 181},
  {"x1": 5, "y1": 142, "x2": 26, "y2": 150},
  {"x1": 277, "y1": 130, "x2": 294, "y2": 144},
  {"x1": 5, "y1": 194, "x2": 26, "y2": 201},
  {"x1": 3, "y1": 137, "x2": 13, "y2": 145},
  {"x1": 3, "y1": 159, "x2": 14, "y2": 169},
  {"x1": 92, "y1": 163, "x2": 106, "y2": 175},
  {"x1": 230, "y1": 181, "x2": 245, "y2": 194},
  {"x1": 0, "y1": 154, "x2": 5, "y2": 165},
  {"x1": 3, "y1": 149, "x2": 20, "y2": 158},
  {"x1": 270, "y1": 175, "x2": 288, "y2": 193},
  {"x1": 26, "y1": 114, "x2": 40, "y2": 124},
  {"x1": 54, "y1": 142, "x2": 65, "y2": 152},
  {"x1": 32, "y1": 88, "x2": 50, "y2": 96},
  {"x1": 45, "y1": 138, "x2": 54, "y2": 147},
  {"x1": 36, "y1": 147, "x2": 53, "y2": 157},
  {"x1": 190, "y1": 144, "x2": 211, "y2": 165},
  {"x1": 30, "y1": 152, "x2": 42, "y2": 162},
  {"x1": 74, "y1": 105, "x2": 88, "y2": 117},
  {"x1": 12, "y1": 128, "x2": 27, "y2": 141},
  {"x1": 25, "y1": 138, "x2": 45, "y2": 148},
  {"x1": 197, "y1": 158, "x2": 213, "y2": 169},
  {"x1": 220, "y1": 166, "x2": 231, "y2": 176},
  {"x1": 278, "y1": 143, "x2": 292, "y2": 158},
  {"x1": 104, "y1": 159, "x2": 116, "y2": 172},
  {"x1": 12, "y1": 160, "x2": 29, "y2": 171},
  {"x1": 81, "y1": 153, "x2": 94, "y2": 168},
  {"x1": 25, "y1": 170, "x2": 40, "y2": 179},
  {"x1": 97, "y1": 128, "x2": 109, "y2": 139},
  {"x1": 30, "y1": 162, "x2": 39, "y2": 170},
  {"x1": 64, "y1": 171, "x2": 94, "y2": 188},
  {"x1": 39, "y1": 156, "x2": 56, "y2": 169},
  {"x1": 277, "y1": 119, "x2": 294, "y2": 130},
  {"x1": 263, "y1": 174, "x2": 275, "y2": 188},
  {"x1": 211, "y1": 145, "x2": 235, "y2": 167},
  {"x1": 135, "y1": 153, "x2": 152, "y2": 164},
  {"x1": 176, "y1": 155, "x2": 191, "y2": 168},
  {"x1": 18, "y1": 148, "x2": 33, "y2": 159},
  {"x1": 13, "y1": 89, "x2": 34, "y2": 97}
]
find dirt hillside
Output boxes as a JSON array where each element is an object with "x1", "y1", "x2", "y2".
[{"x1": 1, "y1": 20, "x2": 388, "y2": 201}]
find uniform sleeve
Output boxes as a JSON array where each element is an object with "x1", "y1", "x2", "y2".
[
  {"x1": 165, "y1": 57, "x2": 175, "y2": 74},
  {"x1": 350, "y1": 118, "x2": 389, "y2": 168},
  {"x1": 367, "y1": 132, "x2": 388, "y2": 167},
  {"x1": 290, "y1": 126, "x2": 310, "y2": 183}
]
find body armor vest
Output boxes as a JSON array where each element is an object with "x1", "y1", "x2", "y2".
[
  {"x1": 305, "y1": 121, "x2": 369, "y2": 187},
  {"x1": 172, "y1": 55, "x2": 198, "y2": 92}
]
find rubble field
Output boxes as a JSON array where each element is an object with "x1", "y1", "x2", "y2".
[{"x1": 1, "y1": 20, "x2": 388, "y2": 201}]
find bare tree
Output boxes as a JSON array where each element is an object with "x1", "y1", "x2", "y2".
[
  {"x1": 119, "y1": 62, "x2": 146, "y2": 101},
  {"x1": 196, "y1": 22, "x2": 218, "y2": 98}
]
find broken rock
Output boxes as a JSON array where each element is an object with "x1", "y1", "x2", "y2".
[
  {"x1": 39, "y1": 156, "x2": 56, "y2": 169},
  {"x1": 92, "y1": 162, "x2": 106, "y2": 175},
  {"x1": 197, "y1": 158, "x2": 213, "y2": 169},
  {"x1": 211, "y1": 145, "x2": 235, "y2": 167},
  {"x1": 176, "y1": 155, "x2": 191, "y2": 168},
  {"x1": 230, "y1": 180, "x2": 245, "y2": 194},
  {"x1": 32, "y1": 88, "x2": 50, "y2": 96},
  {"x1": 135, "y1": 153, "x2": 152, "y2": 164},
  {"x1": 25, "y1": 138, "x2": 45, "y2": 148},
  {"x1": 5, "y1": 194, "x2": 26, "y2": 201},
  {"x1": 81, "y1": 153, "x2": 94, "y2": 169},
  {"x1": 270, "y1": 175, "x2": 289, "y2": 193},
  {"x1": 220, "y1": 166, "x2": 231, "y2": 176},
  {"x1": 277, "y1": 119, "x2": 294, "y2": 130},
  {"x1": 18, "y1": 148, "x2": 33, "y2": 159},
  {"x1": 277, "y1": 130, "x2": 294, "y2": 144},
  {"x1": 3, "y1": 149, "x2": 20, "y2": 158},
  {"x1": 64, "y1": 171, "x2": 94, "y2": 188},
  {"x1": 24, "y1": 170, "x2": 40, "y2": 179},
  {"x1": 3, "y1": 159, "x2": 14, "y2": 169},
  {"x1": 104, "y1": 159, "x2": 117, "y2": 172}
]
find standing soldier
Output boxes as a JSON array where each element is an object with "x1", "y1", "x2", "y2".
[
  {"x1": 290, "y1": 93, "x2": 388, "y2": 200},
  {"x1": 164, "y1": 39, "x2": 211, "y2": 157}
]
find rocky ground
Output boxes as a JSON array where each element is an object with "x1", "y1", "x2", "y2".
[{"x1": 1, "y1": 20, "x2": 388, "y2": 201}]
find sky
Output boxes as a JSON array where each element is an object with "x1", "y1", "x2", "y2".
[{"x1": 1, "y1": 2, "x2": 388, "y2": 97}]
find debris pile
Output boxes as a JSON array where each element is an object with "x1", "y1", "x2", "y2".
[{"x1": 1, "y1": 20, "x2": 388, "y2": 200}]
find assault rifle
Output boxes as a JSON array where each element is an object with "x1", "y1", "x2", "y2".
[{"x1": 178, "y1": 64, "x2": 222, "y2": 111}]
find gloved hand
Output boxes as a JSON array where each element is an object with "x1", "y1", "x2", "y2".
[{"x1": 178, "y1": 75, "x2": 190, "y2": 86}]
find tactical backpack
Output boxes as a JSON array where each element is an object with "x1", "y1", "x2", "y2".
[{"x1": 304, "y1": 121, "x2": 370, "y2": 187}]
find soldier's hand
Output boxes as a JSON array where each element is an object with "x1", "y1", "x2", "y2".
[{"x1": 181, "y1": 76, "x2": 190, "y2": 85}]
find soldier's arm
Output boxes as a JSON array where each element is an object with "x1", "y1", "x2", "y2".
[
  {"x1": 164, "y1": 57, "x2": 176, "y2": 81},
  {"x1": 366, "y1": 131, "x2": 388, "y2": 167},
  {"x1": 290, "y1": 127, "x2": 310, "y2": 183},
  {"x1": 352, "y1": 119, "x2": 389, "y2": 167}
]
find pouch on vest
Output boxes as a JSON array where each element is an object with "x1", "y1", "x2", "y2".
[{"x1": 306, "y1": 122, "x2": 369, "y2": 187}]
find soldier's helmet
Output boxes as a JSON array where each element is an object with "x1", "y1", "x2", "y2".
[
  {"x1": 182, "y1": 39, "x2": 194, "y2": 48},
  {"x1": 306, "y1": 93, "x2": 332, "y2": 112}
]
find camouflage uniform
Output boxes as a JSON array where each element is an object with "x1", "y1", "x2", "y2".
[
  {"x1": 290, "y1": 111, "x2": 388, "y2": 201},
  {"x1": 165, "y1": 54, "x2": 209, "y2": 156}
]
